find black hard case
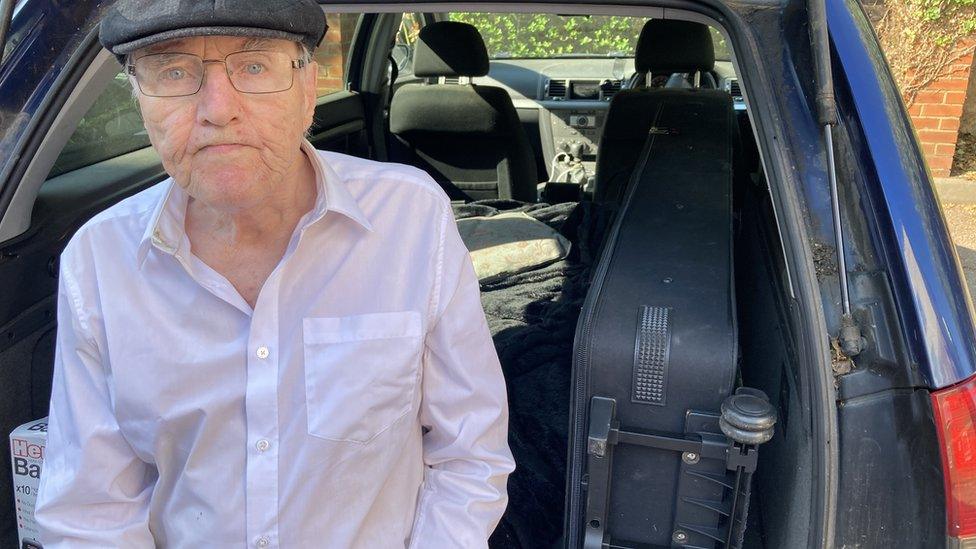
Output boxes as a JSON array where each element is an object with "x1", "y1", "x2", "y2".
[{"x1": 566, "y1": 89, "x2": 739, "y2": 548}]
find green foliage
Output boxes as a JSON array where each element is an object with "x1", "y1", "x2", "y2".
[
  {"x1": 447, "y1": 13, "x2": 729, "y2": 60},
  {"x1": 900, "y1": 0, "x2": 976, "y2": 46},
  {"x1": 874, "y1": 0, "x2": 976, "y2": 104},
  {"x1": 448, "y1": 13, "x2": 640, "y2": 57}
]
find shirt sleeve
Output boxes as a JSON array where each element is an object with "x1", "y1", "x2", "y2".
[
  {"x1": 34, "y1": 254, "x2": 156, "y2": 548},
  {"x1": 408, "y1": 205, "x2": 516, "y2": 548}
]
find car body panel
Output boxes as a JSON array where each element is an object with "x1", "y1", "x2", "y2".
[{"x1": 827, "y1": 0, "x2": 976, "y2": 388}]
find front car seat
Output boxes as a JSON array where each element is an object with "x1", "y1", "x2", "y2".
[
  {"x1": 626, "y1": 19, "x2": 719, "y2": 90},
  {"x1": 389, "y1": 21, "x2": 538, "y2": 202},
  {"x1": 595, "y1": 19, "x2": 720, "y2": 203}
]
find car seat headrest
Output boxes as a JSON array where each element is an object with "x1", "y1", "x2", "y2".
[
  {"x1": 412, "y1": 21, "x2": 490, "y2": 78},
  {"x1": 635, "y1": 20, "x2": 715, "y2": 74}
]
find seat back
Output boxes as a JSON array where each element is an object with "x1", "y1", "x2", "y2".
[
  {"x1": 595, "y1": 20, "x2": 719, "y2": 203},
  {"x1": 389, "y1": 21, "x2": 537, "y2": 202},
  {"x1": 628, "y1": 19, "x2": 717, "y2": 90}
]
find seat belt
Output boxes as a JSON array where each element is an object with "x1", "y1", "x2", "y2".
[{"x1": 385, "y1": 53, "x2": 399, "y2": 124}]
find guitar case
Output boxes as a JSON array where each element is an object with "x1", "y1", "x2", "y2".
[{"x1": 565, "y1": 89, "x2": 773, "y2": 548}]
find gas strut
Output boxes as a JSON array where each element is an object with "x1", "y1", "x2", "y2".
[{"x1": 807, "y1": 0, "x2": 864, "y2": 356}]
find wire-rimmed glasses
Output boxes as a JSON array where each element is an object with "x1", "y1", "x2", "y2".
[{"x1": 127, "y1": 50, "x2": 308, "y2": 98}]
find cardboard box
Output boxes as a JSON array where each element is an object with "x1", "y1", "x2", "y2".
[{"x1": 10, "y1": 417, "x2": 47, "y2": 549}]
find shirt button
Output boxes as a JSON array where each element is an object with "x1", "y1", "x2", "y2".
[
  {"x1": 255, "y1": 536, "x2": 270, "y2": 548},
  {"x1": 256, "y1": 346, "x2": 270, "y2": 359},
  {"x1": 256, "y1": 439, "x2": 271, "y2": 452}
]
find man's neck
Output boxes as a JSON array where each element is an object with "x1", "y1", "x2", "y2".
[
  {"x1": 187, "y1": 149, "x2": 318, "y2": 249},
  {"x1": 182, "y1": 149, "x2": 318, "y2": 308}
]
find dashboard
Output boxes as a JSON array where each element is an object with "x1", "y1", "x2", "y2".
[{"x1": 456, "y1": 58, "x2": 744, "y2": 184}]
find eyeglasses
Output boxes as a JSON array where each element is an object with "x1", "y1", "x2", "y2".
[{"x1": 127, "y1": 50, "x2": 308, "y2": 98}]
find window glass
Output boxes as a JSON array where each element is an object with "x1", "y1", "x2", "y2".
[
  {"x1": 447, "y1": 13, "x2": 644, "y2": 58},
  {"x1": 392, "y1": 13, "x2": 424, "y2": 77},
  {"x1": 446, "y1": 13, "x2": 729, "y2": 61},
  {"x1": 49, "y1": 72, "x2": 150, "y2": 178},
  {"x1": 313, "y1": 13, "x2": 362, "y2": 97},
  {"x1": 711, "y1": 27, "x2": 731, "y2": 61}
]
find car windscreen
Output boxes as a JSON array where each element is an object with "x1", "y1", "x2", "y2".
[{"x1": 445, "y1": 13, "x2": 730, "y2": 61}]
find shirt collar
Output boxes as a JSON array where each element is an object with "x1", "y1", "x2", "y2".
[
  {"x1": 300, "y1": 139, "x2": 374, "y2": 232},
  {"x1": 136, "y1": 179, "x2": 187, "y2": 269},
  {"x1": 137, "y1": 139, "x2": 373, "y2": 269}
]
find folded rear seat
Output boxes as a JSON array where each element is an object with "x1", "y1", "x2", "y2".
[{"x1": 565, "y1": 88, "x2": 776, "y2": 548}]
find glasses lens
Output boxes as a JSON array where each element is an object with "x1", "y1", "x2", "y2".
[
  {"x1": 134, "y1": 53, "x2": 203, "y2": 97},
  {"x1": 226, "y1": 51, "x2": 295, "y2": 94}
]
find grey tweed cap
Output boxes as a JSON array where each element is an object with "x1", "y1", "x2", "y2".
[{"x1": 99, "y1": 0, "x2": 328, "y2": 62}]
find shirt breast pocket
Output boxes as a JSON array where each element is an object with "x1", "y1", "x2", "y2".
[{"x1": 303, "y1": 311, "x2": 424, "y2": 444}]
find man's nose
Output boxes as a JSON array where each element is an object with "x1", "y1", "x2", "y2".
[{"x1": 195, "y1": 62, "x2": 243, "y2": 127}]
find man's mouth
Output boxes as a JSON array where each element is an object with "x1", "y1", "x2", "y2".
[{"x1": 198, "y1": 143, "x2": 248, "y2": 153}]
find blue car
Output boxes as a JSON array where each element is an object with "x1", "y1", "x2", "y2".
[{"x1": 0, "y1": 0, "x2": 973, "y2": 547}]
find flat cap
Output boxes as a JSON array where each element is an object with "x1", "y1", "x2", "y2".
[{"x1": 99, "y1": 0, "x2": 327, "y2": 62}]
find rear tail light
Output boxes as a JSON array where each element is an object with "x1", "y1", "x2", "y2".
[{"x1": 932, "y1": 375, "x2": 976, "y2": 545}]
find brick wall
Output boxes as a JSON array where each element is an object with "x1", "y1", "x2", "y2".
[
  {"x1": 314, "y1": 14, "x2": 357, "y2": 96},
  {"x1": 908, "y1": 42, "x2": 975, "y2": 177}
]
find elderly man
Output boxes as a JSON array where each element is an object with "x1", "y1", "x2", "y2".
[{"x1": 33, "y1": 1, "x2": 514, "y2": 547}]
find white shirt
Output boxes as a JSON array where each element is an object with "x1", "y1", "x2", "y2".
[{"x1": 34, "y1": 141, "x2": 515, "y2": 548}]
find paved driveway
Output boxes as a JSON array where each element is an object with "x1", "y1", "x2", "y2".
[{"x1": 943, "y1": 202, "x2": 976, "y2": 301}]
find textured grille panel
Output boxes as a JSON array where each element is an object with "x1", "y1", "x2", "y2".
[
  {"x1": 603, "y1": 79, "x2": 622, "y2": 100},
  {"x1": 547, "y1": 79, "x2": 567, "y2": 98},
  {"x1": 632, "y1": 306, "x2": 671, "y2": 405},
  {"x1": 729, "y1": 79, "x2": 741, "y2": 97}
]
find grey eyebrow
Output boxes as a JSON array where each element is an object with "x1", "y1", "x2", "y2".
[
  {"x1": 141, "y1": 53, "x2": 191, "y2": 68},
  {"x1": 241, "y1": 38, "x2": 274, "y2": 50},
  {"x1": 143, "y1": 39, "x2": 189, "y2": 55}
]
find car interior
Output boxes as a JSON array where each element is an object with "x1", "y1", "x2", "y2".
[{"x1": 0, "y1": 7, "x2": 816, "y2": 549}]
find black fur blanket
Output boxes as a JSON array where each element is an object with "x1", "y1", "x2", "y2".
[{"x1": 452, "y1": 200, "x2": 612, "y2": 548}]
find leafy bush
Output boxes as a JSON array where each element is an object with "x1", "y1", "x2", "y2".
[{"x1": 874, "y1": 0, "x2": 976, "y2": 104}]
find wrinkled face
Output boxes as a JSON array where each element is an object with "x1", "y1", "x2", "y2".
[{"x1": 132, "y1": 35, "x2": 318, "y2": 212}]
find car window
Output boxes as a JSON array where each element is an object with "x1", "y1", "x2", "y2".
[
  {"x1": 392, "y1": 13, "x2": 425, "y2": 77},
  {"x1": 447, "y1": 13, "x2": 643, "y2": 58},
  {"x1": 446, "y1": 13, "x2": 730, "y2": 61},
  {"x1": 711, "y1": 28, "x2": 730, "y2": 61},
  {"x1": 313, "y1": 13, "x2": 362, "y2": 97},
  {"x1": 48, "y1": 72, "x2": 150, "y2": 179}
]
